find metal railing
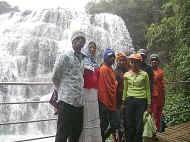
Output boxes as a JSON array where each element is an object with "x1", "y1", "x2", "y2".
[
  {"x1": 0, "y1": 81, "x2": 190, "y2": 141},
  {"x1": 15, "y1": 135, "x2": 55, "y2": 142},
  {"x1": 0, "y1": 101, "x2": 48, "y2": 105},
  {"x1": 0, "y1": 82, "x2": 55, "y2": 142},
  {"x1": 166, "y1": 80, "x2": 190, "y2": 84},
  {"x1": 166, "y1": 110, "x2": 190, "y2": 117},
  {"x1": 0, "y1": 82, "x2": 52, "y2": 85},
  {"x1": 0, "y1": 118, "x2": 57, "y2": 126}
]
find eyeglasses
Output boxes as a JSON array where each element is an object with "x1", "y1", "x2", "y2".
[
  {"x1": 130, "y1": 60, "x2": 140, "y2": 64},
  {"x1": 117, "y1": 59, "x2": 126, "y2": 63}
]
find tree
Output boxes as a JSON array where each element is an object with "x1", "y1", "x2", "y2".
[{"x1": 146, "y1": 0, "x2": 190, "y2": 124}]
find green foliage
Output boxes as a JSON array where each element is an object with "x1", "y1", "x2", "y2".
[
  {"x1": 173, "y1": 45, "x2": 190, "y2": 81},
  {"x1": 164, "y1": 92, "x2": 190, "y2": 125},
  {"x1": 161, "y1": 0, "x2": 180, "y2": 17},
  {"x1": 146, "y1": 17, "x2": 178, "y2": 51},
  {"x1": 146, "y1": 0, "x2": 190, "y2": 81},
  {"x1": 147, "y1": 0, "x2": 190, "y2": 125}
]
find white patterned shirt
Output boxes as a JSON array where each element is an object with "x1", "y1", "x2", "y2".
[{"x1": 52, "y1": 50, "x2": 84, "y2": 107}]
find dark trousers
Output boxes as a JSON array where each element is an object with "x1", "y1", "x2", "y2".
[
  {"x1": 124, "y1": 97, "x2": 147, "y2": 142},
  {"x1": 99, "y1": 102, "x2": 120, "y2": 142},
  {"x1": 55, "y1": 101, "x2": 83, "y2": 142}
]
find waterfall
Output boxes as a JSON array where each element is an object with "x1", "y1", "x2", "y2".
[{"x1": 0, "y1": 7, "x2": 132, "y2": 141}]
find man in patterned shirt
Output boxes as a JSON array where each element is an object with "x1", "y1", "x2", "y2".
[{"x1": 52, "y1": 31, "x2": 86, "y2": 142}]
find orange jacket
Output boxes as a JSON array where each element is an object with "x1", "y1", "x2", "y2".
[
  {"x1": 98, "y1": 64, "x2": 117, "y2": 111},
  {"x1": 152, "y1": 67, "x2": 165, "y2": 106}
]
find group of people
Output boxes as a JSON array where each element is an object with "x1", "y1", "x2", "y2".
[{"x1": 52, "y1": 30, "x2": 165, "y2": 142}]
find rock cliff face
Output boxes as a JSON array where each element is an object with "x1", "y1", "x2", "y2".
[{"x1": 0, "y1": 1, "x2": 19, "y2": 14}]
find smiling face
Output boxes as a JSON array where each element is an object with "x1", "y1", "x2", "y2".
[
  {"x1": 130, "y1": 59, "x2": 141, "y2": 70},
  {"x1": 72, "y1": 36, "x2": 86, "y2": 54}
]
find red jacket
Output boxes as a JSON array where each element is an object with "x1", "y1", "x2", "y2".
[
  {"x1": 83, "y1": 68, "x2": 99, "y2": 89},
  {"x1": 152, "y1": 67, "x2": 165, "y2": 106},
  {"x1": 98, "y1": 64, "x2": 117, "y2": 111}
]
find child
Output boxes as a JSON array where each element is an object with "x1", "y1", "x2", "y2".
[{"x1": 143, "y1": 111, "x2": 157, "y2": 142}]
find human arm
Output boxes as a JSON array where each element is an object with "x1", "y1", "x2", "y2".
[
  {"x1": 52, "y1": 55, "x2": 65, "y2": 89},
  {"x1": 101, "y1": 67, "x2": 117, "y2": 107},
  {"x1": 149, "y1": 66, "x2": 154, "y2": 95},
  {"x1": 145, "y1": 72, "x2": 151, "y2": 111},
  {"x1": 83, "y1": 57, "x2": 96, "y2": 71},
  {"x1": 160, "y1": 70, "x2": 165, "y2": 107},
  {"x1": 122, "y1": 74, "x2": 128, "y2": 102}
]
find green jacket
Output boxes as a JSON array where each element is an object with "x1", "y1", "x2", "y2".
[{"x1": 123, "y1": 70, "x2": 151, "y2": 105}]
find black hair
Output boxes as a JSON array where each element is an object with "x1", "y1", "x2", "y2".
[{"x1": 88, "y1": 41, "x2": 96, "y2": 48}]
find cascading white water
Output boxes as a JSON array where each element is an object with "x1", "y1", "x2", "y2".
[{"x1": 0, "y1": 7, "x2": 132, "y2": 142}]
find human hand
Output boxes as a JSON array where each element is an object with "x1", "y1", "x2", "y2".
[
  {"x1": 147, "y1": 104, "x2": 151, "y2": 113},
  {"x1": 120, "y1": 103, "x2": 125, "y2": 111}
]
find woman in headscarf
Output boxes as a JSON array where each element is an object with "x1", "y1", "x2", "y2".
[{"x1": 79, "y1": 41, "x2": 102, "y2": 142}]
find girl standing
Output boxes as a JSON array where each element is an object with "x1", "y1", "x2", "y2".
[{"x1": 123, "y1": 53, "x2": 151, "y2": 142}]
